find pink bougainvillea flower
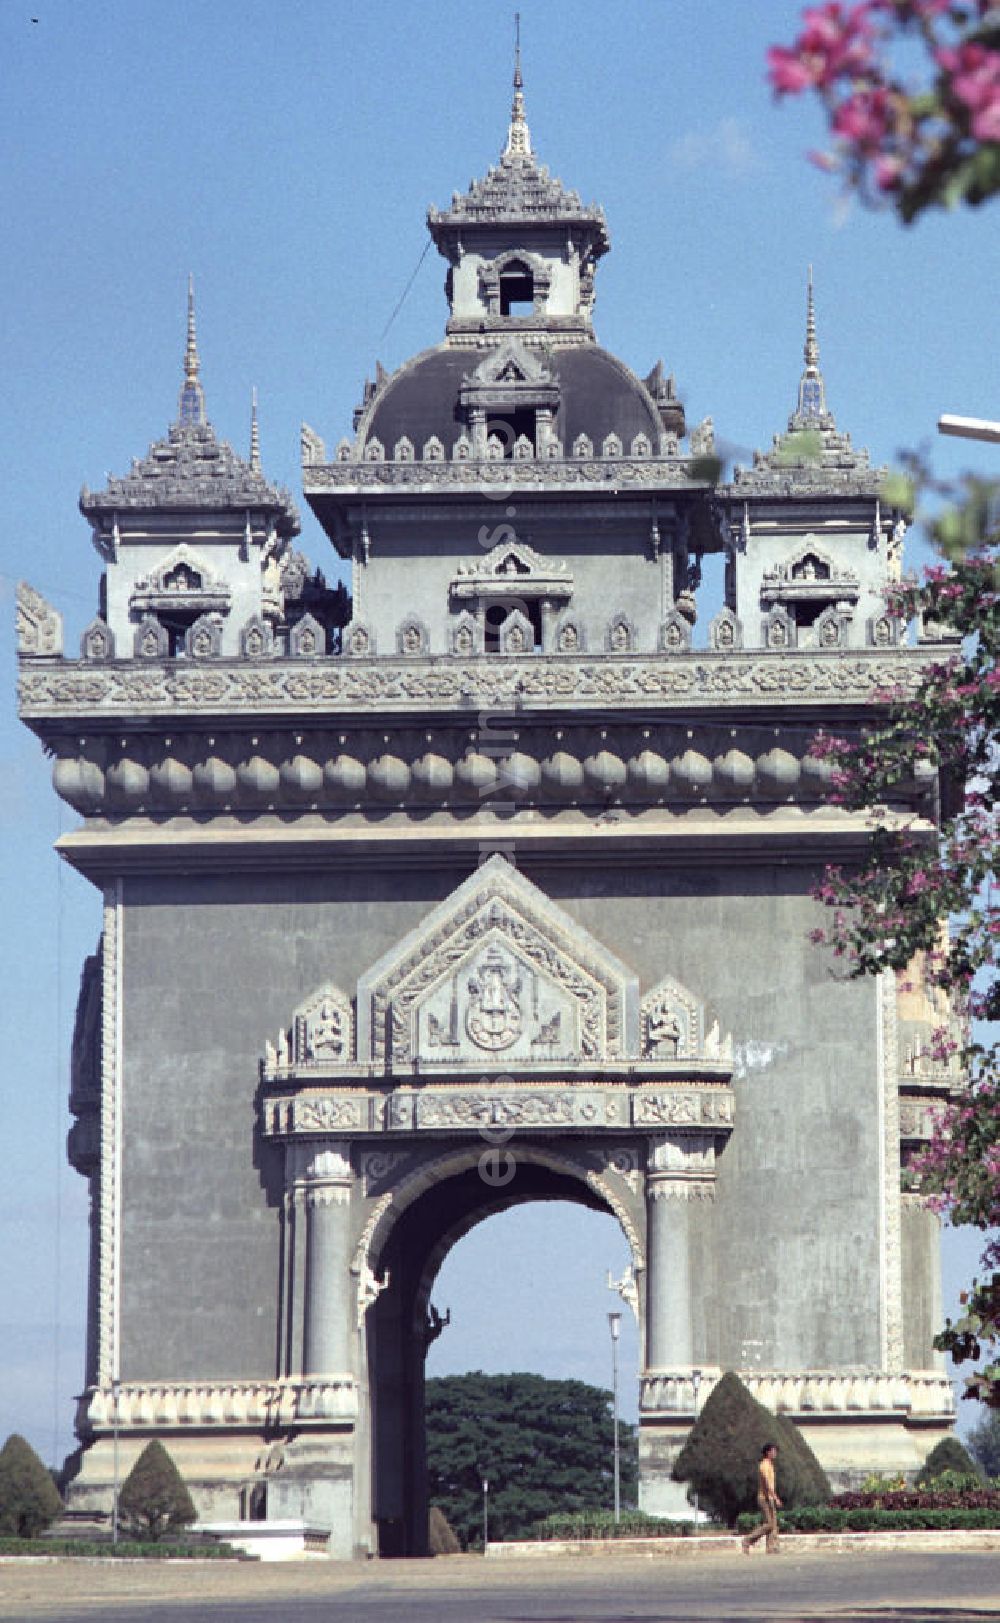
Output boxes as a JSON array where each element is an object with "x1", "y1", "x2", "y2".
[
  {"x1": 939, "y1": 41, "x2": 1000, "y2": 140},
  {"x1": 833, "y1": 86, "x2": 894, "y2": 149},
  {"x1": 768, "y1": 44, "x2": 821, "y2": 92}
]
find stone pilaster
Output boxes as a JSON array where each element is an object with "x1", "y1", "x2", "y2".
[
  {"x1": 645, "y1": 1132, "x2": 715, "y2": 1371},
  {"x1": 292, "y1": 1144, "x2": 355, "y2": 1378}
]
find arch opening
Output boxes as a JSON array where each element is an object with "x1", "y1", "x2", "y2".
[{"x1": 366, "y1": 1156, "x2": 638, "y2": 1557}]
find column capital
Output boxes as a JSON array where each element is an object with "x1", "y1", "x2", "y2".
[
  {"x1": 288, "y1": 1140, "x2": 354, "y2": 1204},
  {"x1": 647, "y1": 1130, "x2": 716, "y2": 1200}
]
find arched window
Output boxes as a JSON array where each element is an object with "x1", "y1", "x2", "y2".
[{"x1": 499, "y1": 259, "x2": 534, "y2": 317}]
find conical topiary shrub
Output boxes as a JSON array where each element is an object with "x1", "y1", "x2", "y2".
[
  {"x1": 671, "y1": 1371, "x2": 830, "y2": 1525},
  {"x1": 917, "y1": 1434, "x2": 980, "y2": 1483},
  {"x1": 428, "y1": 1502, "x2": 462, "y2": 1554},
  {"x1": 117, "y1": 1440, "x2": 196, "y2": 1540},
  {"x1": 0, "y1": 1434, "x2": 63, "y2": 1537}
]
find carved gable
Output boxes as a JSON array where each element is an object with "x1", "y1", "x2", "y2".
[
  {"x1": 640, "y1": 975, "x2": 732, "y2": 1063},
  {"x1": 357, "y1": 855, "x2": 639, "y2": 1069}
]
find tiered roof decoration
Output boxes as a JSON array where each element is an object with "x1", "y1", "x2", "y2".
[
  {"x1": 80, "y1": 281, "x2": 299, "y2": 536},
  {"x1": 733, "y1": 269, "x2": 880, "y2": 496},
  {"x1": 426, "y1": 34, "x2": 610, "y2": 259}
]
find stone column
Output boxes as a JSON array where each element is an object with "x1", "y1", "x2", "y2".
[
  {"x1": 539, "y1": 597, "x2": 557, "y2": 653},
  {"x1": 299, "y1": 1144, "x2": 354, "y2": 1377},
  {"x1": 469, "y1": 406, "x2": 487, "y2": 458},
  {"x1": 645, "y1": 1132, "x2": 715, "y2": 1370}
]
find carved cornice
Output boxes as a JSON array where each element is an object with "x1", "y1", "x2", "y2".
[
  {"x1": 18, "y1": 650, "x2": 927, "y2": 728},
  {"x1": 303, "y1": 454, "x2": 706, "y2": 494},
  {"x1": 639, "y1": 1367, "x2": 954, "y2": 1419},
  {"x1": 78, "y1": 1377, "x2": 358, "y2": 1435},
  {"x1": 261, "y1": 1081, "x2": 735, "y2": 1140}
]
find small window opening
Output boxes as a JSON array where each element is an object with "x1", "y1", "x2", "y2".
[
  {"x1": 484, "y1": 597, "x2": 542, "y2": 653},
  {"x1": 487, "y1": 409, "x2": 536, "y2": 458},
  {"x1": 158, "y1": 608, "x2": 198, "y2": 655},
  {"x1": 792, "y1": 601, "x2": 826, "y2": 630},
  {"x1": 499, "y1": 262, "x2": 534, "y2": 316}
]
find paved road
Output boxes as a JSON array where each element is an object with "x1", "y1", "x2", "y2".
[{"x1": 2, "y1": 1549, "x2": 998, "y2": 1622}]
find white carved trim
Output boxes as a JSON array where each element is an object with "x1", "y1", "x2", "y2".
[
  {"x1": 18, "y1": 652, "x2": 927, "y2": 721},
  {"x1": 81, "y1": 1377, "x2": 359, "y2": 1431},
  {"x1": 353, "y1": 1142, "x2": 646, "y2": 1285},
  {"x1": 640, "y1": 1367, "x2": 954, "y2": 1419},
  {"x1": 880, "y1": 971, "x2": 905, "y2": 1373},
  {"x1": 98, "y1": 880, "x2": 123, "y2": 1386}
]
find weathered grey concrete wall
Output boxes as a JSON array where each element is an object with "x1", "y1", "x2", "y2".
[
  {"x1": 119, "y1": 856, "x2": 880, "y2": 1381},
  {"x1": 901, "y1": 1197, "x2": 943, "y2": 1370},
  {"x1": 536, "y1": 860, "x2": 882, "y2": 1371}
]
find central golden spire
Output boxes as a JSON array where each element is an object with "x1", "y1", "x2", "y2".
[{"x1": 504, "y1": 12, "x2": 532, "y2": 159}]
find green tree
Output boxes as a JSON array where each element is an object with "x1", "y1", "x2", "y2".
[
  {"x1": 672, "y1": 1372, "x2": 830, "y2": 1526},
  {"x1": 917, "y1": 1434, "x2": 980, "y2": 1482},
  {"x1": 968, "y1": 1407, "x2": 1000, "y2": 1477},
  {"x1": 117, "y1": 1440, "x2": 196, "y2": 1541},
  {"x1": 0, "y1": 1434, "x2": 63, "y2": 1538},
  {"x1": 425, "y1": 1371, "x2": 637, "y2": 1548}
]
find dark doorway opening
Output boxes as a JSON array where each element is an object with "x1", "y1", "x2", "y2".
[{"x1": 367, "y1": 1161, "x2": 613, "y2": 1558}]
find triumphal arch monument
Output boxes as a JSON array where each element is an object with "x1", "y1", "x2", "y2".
[{"x1": 17, "y1": 60, "x2": 959, "y2": 1557}]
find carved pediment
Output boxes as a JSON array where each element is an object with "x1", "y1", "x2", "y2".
[
  {"x1": 16, "y1": 583, "x2": 63, "y2": 657},
  {"x1": 357, "y1": 855, "x2": 639, "y2": 1069},
  {"x1": 266, "y1": 984, "x2": 355, "y2": 1073},
  {"x1": 451, "y1": 540, "x2": 573, "y2": 603},
  {"x1": 461, "y1": 338, "x2": 557, "y2": 396},
  {"x1": 130, "y1": 543, "x2": 231, "y2": 618},
  {"x1": 640, "y1": 976, "x2": 732, "y2": 1064}
]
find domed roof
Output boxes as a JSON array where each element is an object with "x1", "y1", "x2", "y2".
[{"x1": 362, "y1": 342, "x2": 663, "y2": 456}]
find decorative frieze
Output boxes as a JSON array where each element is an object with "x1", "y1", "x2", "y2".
[
  {"x1": 302, "y1": 452, "x2": 700, "y2": 493},
  {"x1": 261, "y1": 1082, "x2": 735, "y2": 1140},
  {"x1": 18, "y1": 649, "x2": 927, "y2": 723}
]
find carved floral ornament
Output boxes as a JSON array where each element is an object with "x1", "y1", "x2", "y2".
[{"x1": 261, "y1": 857, "x2": 735, "y2": 1104}]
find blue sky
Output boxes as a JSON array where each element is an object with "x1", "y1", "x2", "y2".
[{"x1": 1, "y1": 0, "x2": 996, "y2": 1466}]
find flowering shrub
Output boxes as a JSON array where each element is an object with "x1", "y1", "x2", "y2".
[
  {"x1": 807, "y1": 459, "x2": 998, "y2": 1405},
  {"x1": 768, "y1": 3, "x2": 1000, "y2": 220},
  {"x1": 831, "y1": 1483, "x2": 1000, "y2": 1509},
  {"x1": 738, "y1": 1504, "x2": 1000, "y2": 1531}
]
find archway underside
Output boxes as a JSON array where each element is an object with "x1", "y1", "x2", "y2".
[{"x1": 369, "y1": 1161, "x2": 615, "y2": 1557}]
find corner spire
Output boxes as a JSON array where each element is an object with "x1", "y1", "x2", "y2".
[
  {"x1": 250, "y1": 386, "x2": 261, "y2": 472},
  {"x1": 178, "y1": 274, "x2": 207, "y2": 427},
  {"x1": 796, "y1": 265, "x2": 827, "y2": 421},
  {"x1": 504, "y1": 12, "x2": 532, "y2": 159}
]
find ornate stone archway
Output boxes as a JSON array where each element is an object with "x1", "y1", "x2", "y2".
[{"x1": 259, "y1": 855, "x2": 735, "y2": 1551}]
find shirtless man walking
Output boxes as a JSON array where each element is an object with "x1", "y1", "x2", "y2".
[{"x1": 742, "y1": 1442, "x2": 781, "y2": 1554}]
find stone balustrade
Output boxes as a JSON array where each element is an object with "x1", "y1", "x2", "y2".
[
  {"x1": 79, "y1": 1377, "x2": 359, "y2": 1432},
  {"x1": 640, "y1": 1368, "x2": 954, "y2": 1419}
]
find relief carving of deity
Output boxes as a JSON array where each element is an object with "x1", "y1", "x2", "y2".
[
  {"x1": 303, "y1": 996, "x2": 345, "y2": 1060},
  {"x1": 647, "y1": 999, "x2": 682, "y2": 1057},
  {"x1": 465, "y1": 945, "x2": 522, "y2": 1051}
]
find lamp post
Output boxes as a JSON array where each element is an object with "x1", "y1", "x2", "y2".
[
  {"x1": 608, "y1": 1310, "x2": 621, "y2": 1524},
  {"x1": 690, "y1": 1367, "x2": 702, "y2": 1525},
  {"x1": 111, "y1": 1377, "x2": 121, "y2": 1547},
  {"x1": 482, "y1": 1476, "x2": 489, "y2": 1552}
]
